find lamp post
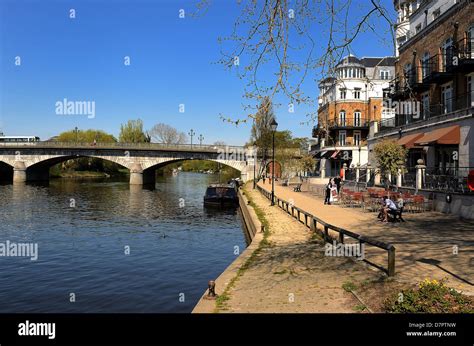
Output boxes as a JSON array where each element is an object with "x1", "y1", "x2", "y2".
[
  {"x1": 74, "y1": 127, "x2": 78, "y2": 144},
  {"x1": 270, "y1": 118, "x2": 278, "y2": 206},
  {"x1": 188, "y1": 129, "x2": 195, "y2": 149},
  {"x1": 198, "y1": 134, "x2": 204, "y2": 146},
  {"x1": 253, "y1": 146, "x2": 257, "y2": 189}
]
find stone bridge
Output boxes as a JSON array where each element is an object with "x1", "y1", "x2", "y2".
[{"x1": 0, "y1": 142, "x2": 257, "y2": 185}]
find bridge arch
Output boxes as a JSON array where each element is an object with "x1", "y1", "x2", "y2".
[
  {"x1": 0, "y1": 160, "x2": 13, "y2": 182},
  {"x1": 17, "y1": 155, "x2": 131, "y2": 182}
]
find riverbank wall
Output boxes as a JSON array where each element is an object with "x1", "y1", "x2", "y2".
[{"x1": 192, "y1": 187, "x2": 263, "y2": 313}]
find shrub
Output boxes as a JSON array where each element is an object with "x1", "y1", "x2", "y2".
[{"x1": 384, "y1": 279, "x2": 474, "y2": 313}]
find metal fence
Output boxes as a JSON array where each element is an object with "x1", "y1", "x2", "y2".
[{"x1": 257, "y1": 185, "x2": 396, "y2": 276}]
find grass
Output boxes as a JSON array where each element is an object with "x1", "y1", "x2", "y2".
[
  {"x1": 342, "y1": 281, "x2": 357, "y2": 292},
  {"x1": 214, "y1": 183, "x2": 272, "y2": 312},
  {"x1": 353, "y1": 304, "x2": 367, "y2": 312}
]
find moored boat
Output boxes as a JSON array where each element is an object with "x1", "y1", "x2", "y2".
[{"x1": 203, "y1": 184, "x2": 239, "y2": 207}]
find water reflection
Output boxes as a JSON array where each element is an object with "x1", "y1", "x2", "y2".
[{"x1": 0, "y1": 173, "x2": 246, "y2": 312}]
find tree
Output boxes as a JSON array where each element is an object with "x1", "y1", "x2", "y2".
[
  {"x1": 204, "y1": 0, "x2": 395, "y2": 124},
  {"x1": 249, "y1": 96, "x2": 275, "y2": 154},
  {"x1": 373, "y1": 140, "x2": 408, "y2": 178},
  {"x1": 119, "y1": 119, "x2": 148, "y2": 143},
  {"x1": 54, "y1": 129, "x2": 120, "y2": 174},
  {"x1": 149, "y1": 123, "x2": 187, "y2": 144},
  {"x1": 301, "y1": 154, "x2": 316, "y2": 174},
  {"x1": 57, "y1": 129, "x2": 117, "y2": 143}
]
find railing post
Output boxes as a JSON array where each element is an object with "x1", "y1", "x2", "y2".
[
  {"x1": 338, "y1": 231, "x2": 344, "y2": 244},
  {"x1": 388, "y1": 245, "x2": 396, "y2": 277},
  {"x1": 324, "y1": 225, "x2": 329, "y2": 241},
  {"x1": 355, "y1": 166, "x2": 360, "y2": 182}
]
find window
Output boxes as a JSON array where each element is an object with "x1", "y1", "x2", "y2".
[
  {"x1": 353, "y1": 131, "x2": 361, "y2": 146},
  {"x1": 421, "y1": 93, "x2": 430, "y2": 119},
  {"x1": 468, "y1": 75, "x2": 474, "y2": 108},
  {"x1": 421, "y1": 52, "x2": 430, "y2": 79},
  {"x1": 432, "y1": 8, "x2": 441, "y2": 20},
  {"x1": 339, "y1": 131, "x2": 346, "y2": 146},
  {"x1": 353, "y1": 88, "x2": 361, "y2": 99},
  {"x1": 441, "y1": 84, "x2": 453, "y2": 114},
  {"x1": 380, "y1": 70, "x2": 390, "y2": 80},
  {"x1": 339, "y1": 88, "x2": 347, "y2": 99},
  {"x1": 354, "y1": 111, "x2": 361, "y2": 126},
  {"x1": 442, "y1": 37, "x2": 453, "y2": 70},
  {"x1": 415, "y1": 23, "x2": 422, "y2": 33},
  {"x1": 468, "y1": 26, "x2": 474, "y2": 58},
  {"x1": 339, "y1": 110, "x2": 346, "y2": 126}
]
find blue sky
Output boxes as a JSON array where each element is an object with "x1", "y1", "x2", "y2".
[{"x1": 0, "y1": 0, "x2": 396, "y2": 145}]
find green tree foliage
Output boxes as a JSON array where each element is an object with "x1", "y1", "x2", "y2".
[
  {"x1": 119, "y1": 119, "x2": 149, "y2": 143},
  {"x1": 52, "y1": 129, "x2": 121, "y2": 175},
  {"x1": 57, "y1": 129, "x2": 117, "y2": 143},
  {"x1": 373, "y1": 140, "x2": 408, "y2": 177}
]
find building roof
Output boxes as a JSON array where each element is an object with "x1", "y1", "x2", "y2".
[
  {"x1": 336, "y1": 55, "x2": 396, "y2": 68},
  {"x1": 360, "y1": 57, "x2": 397, "y2": 67}
]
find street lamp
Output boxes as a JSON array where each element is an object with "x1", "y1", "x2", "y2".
[
  {"x1": 74, "y1": 127, "x2": 78, "y2": 143},
  {"x1": 270, "y1": 118, "x2": 278, "y2": 206},
  {"x1": 253, "y1": 146, "x2": 257, "y2": 190},
  {"x1": 188, "y1": 129, "x2": 195, "y2": 149},
  {"x1": 198, "y1": 134, "x2": 204, "y2": 146}
]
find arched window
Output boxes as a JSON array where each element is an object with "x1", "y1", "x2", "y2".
[{"x1": 339, "y1": 110, "x2": 346, "y2": 126}]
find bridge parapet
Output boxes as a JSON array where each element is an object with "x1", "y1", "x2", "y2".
[{"x1": 0, "y1": 141, "x2": 246, "y2": 153}]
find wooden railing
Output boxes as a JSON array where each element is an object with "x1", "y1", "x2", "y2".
[{"x1": 257, "y1": 185, "x2": 396, "y2": 276}]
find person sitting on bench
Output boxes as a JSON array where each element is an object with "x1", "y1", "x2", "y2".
[{"x1": 380, "y1": 196, "x2": 397, "y2": 223}]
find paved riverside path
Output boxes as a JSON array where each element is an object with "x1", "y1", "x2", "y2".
[
  {"x1": 259, "y1": 181, "x2": 474, "y2": 295},
  {"x1": 219, "y1": 185, "x2": 383, "y2": 313}
]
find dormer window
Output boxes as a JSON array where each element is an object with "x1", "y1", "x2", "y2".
[
  {"x1": 433, "y1": 8, "x2": 441, "y2": 20},
  {"x1": 380, "y1": 70, "x2": 390, "y2": 80}
]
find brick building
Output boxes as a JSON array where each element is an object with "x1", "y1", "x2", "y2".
[
  {"x1": 311, "y1": 55, "x2": 396, "y2": 177},
  {"x1": 368, "y1": 0, "x2": 474, "y2": 187}
]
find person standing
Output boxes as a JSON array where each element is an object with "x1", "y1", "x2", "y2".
[
  {"x1": 324, "y1": 178, "x2": 333, "y2": 205},
  {"x1": 334, "y1": 176, "x2": 341, "y2": 194}
]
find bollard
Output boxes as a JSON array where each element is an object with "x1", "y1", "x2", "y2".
[{"x1": 204, "y1": 280, "x2": 218, "y2": 300}]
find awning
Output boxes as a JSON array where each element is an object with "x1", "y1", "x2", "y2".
[
  {"x1": 397, "y1": 133, "x2": 424, "y2": 149},
  {"x1": 414, "y1": 125, "x2": 460, "y2": 146}
]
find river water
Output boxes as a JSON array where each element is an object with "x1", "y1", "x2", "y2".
[{"x1": 0, "y1": 172, "x2": 247, "y2": 312}]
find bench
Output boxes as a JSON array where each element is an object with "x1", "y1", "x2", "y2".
[
  {"x1": 388, "y1": 206, "x2": 405, "y2": 222},
  {"x1": 293, "y1": 183, "x2": 302, "y2": 192}
]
